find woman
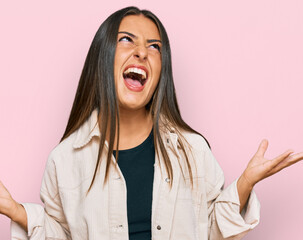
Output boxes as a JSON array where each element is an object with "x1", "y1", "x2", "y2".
[{"x1": 1, "y1": 6, "x2": 302, "y2": 240}]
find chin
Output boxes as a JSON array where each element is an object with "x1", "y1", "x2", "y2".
[
  {"x1": 119, "y1": 101, "x2": 146, "y2": 111},
  {"x1": 118, "y1": 92, "x2": 151, "y2": 110}
]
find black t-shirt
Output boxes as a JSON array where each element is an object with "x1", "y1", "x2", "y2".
[{"x1": 113, "y1": 130, "x2": 155, "y2": 240}]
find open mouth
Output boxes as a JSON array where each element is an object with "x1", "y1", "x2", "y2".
[{"x1": 123, "y1": 66, "x2": 148, "y2": 88}]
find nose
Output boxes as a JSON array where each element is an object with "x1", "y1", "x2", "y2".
[{"x1": 133, "y1": 45, "x2": 148, "y2": 61}]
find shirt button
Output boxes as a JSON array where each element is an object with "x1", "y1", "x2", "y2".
[
  {"x1": 157, "y1": 225, "x2": 161, "y2": 230},
  {"x1": 165, "y1": 178, "x2": 170, "y2": 183}
]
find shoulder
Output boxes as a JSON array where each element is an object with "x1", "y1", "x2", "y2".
[
  {"x1": 179, "y1": 130, "x2": 210, "y2": 153},
  {"x1": 46, "y1": 131, "x2": 79, "y2": 166},
  {"x1": 178, "y1": 130, "x2": 224, "y2": 182},
  {"x1": 44, "y1": 125, "x2": 99, "y2": 189},
  {"x1": 40, "y1": 132, "x2": 79, "y2": 193},
  {"x1": 48, "y1": 109, "x2": 100, "y2": 164}
]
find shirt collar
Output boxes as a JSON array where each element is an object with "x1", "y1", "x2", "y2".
[
  {"x1": 73, "y1": 109, "x2": 100, "y2": 149},
  {"x1": 72, "y1": 109, "x2": 178, "y2": 149}
]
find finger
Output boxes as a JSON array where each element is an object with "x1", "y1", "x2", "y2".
[
  {"x1": 268, "y1": 151, "x2": 302, "y2": 175},
  {"x1": 255, "y1": 139, "x2": 269, "y2": 157},
  {"x1": 261, "y1": 150, "x2": 293, "y2": 175},
  {"x1": 0, "y1": 181, "x2": 10, "y2": 194},
  {"x1": 269, "y1": 150, "x2": 294, "y2": 167},
  {"x1": 288, "y1": 152, "x2": 303, "y2": 162},
  {"x1": 279, "y1": 151, "x2": 303, "y2": 167}
]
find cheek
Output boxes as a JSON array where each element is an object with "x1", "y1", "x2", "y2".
[
  {"x1": 148, "y1": 69, "x2": 161, "y2": 100},
  {"x1": 114, "y1": 47, "x2": 127, "y2": 70},
  {"x1": 152, "y1": 61, "x2": 162, "y2": 86},
  {"x1": 114, "y1": 53, "x2": 125, "y2": 90},
  {"x1": 114, "y1": 48, "x2": 133, "y2": 82},
  {"x1": 114, "y1": 51, "x2": 122, "y2": 75}
]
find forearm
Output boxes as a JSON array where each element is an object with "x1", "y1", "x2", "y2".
[
  {"x1": 237, "y1": 172, "x2": 254, "y2": 213},
  {"x1": 10, "y1": 201, "x2": 28, "y2": 232}
]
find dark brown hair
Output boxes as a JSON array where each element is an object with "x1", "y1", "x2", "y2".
[{"x1": 61, "y1": 6, "x2": 210, "y2": 191}]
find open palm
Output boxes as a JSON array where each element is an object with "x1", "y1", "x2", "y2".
[{"x1": 244, "y1": 139, "x2": 303, "y2": 186}]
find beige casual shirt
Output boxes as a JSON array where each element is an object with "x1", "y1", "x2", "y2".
[{"x1": 11, "y1": 110, "x2": 260, "y2": 239}]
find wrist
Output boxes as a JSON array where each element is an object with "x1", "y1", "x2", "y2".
[
  {"x1": 10, "y1": 201, "x2": 28, "y2": 231},
  {"x1": 10, "y1": 201, "x2": 25, "y2": 222},
  {"x1": 237, "y1": 172, "x2": 255, "y2": 213},
  {"x1": 239, "y1": 172, "x2": 255, "y2": 190}
]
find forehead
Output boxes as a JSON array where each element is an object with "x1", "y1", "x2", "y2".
[{"x1": 118, "y1": 15, "x2": 161, "y2": 40}]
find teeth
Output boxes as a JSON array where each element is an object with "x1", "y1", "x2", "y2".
[{"x1": 123, "y1": 67, "x2": 147, "y2": 79}]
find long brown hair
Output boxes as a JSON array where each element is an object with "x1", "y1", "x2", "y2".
[{"x1": 61, "y1": 6, "x2": 210, "y2": 191}]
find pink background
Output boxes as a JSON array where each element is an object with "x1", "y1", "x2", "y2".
[{"x1": 1, "y1": 0, "x2": 303, "y2": 239}]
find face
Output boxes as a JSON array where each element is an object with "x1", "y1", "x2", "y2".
[{"x1": 114, "y1": 15, "x2": 162, "y2": 111}]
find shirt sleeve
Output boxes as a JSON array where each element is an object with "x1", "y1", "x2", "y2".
[
  {"x1": 203, "y1": 144, "x2": 260, "y2": 239},
  {"x1": 10, "y1": 152, "x2": 71, "y2": 240}
]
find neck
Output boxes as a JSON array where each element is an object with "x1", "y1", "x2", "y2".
[{"x1": 109, "y1": 107, "x2": 153, "y2": 150}]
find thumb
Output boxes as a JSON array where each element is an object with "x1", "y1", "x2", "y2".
[{"x1": 255, "y1": 139, "x2": 269, "y2": 157}]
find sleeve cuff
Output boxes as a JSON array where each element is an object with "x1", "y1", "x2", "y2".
[
  {"x1": 11, "y1": 220, "x2": 28, "y2": 240},
  {"x1": 214, "y1": 178, "x2": 261, "y2": 238}
]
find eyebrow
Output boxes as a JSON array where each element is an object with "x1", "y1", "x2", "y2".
[{"x1": 118, "y1": 31, "x2": 162, "y2": 44}]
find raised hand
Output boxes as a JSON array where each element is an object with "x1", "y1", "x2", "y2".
[
  {"x1": 237, "y1": 139, "x2": 303, "y2": 212},
  {"x1": 243, "y1": 139, "x2": 303, "y2": 186},
  {"x1": 0, "y1": 180, "x2": 27, "y2": 230},
  {"x1": 0, "y1": 180, "x2": 18, "y2": 218}
]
